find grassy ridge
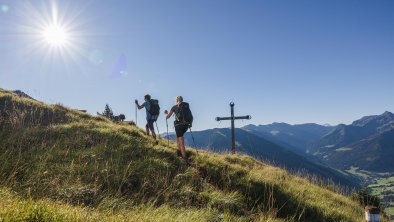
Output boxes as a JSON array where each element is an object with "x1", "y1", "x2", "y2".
[{"x1": 0, "y1": 88, "x2": 367, "y2": 221}]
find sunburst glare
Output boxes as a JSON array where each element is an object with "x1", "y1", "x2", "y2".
[
  {"x1": 42, "y1": 24, "x2": 68, "y2": 46},
  {"x1": 13, "y1": 0, "x2": 89, "y2": 67}
]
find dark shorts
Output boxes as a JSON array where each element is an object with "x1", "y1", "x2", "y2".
[
  {"x1": 175, "y1": 124, "x2": 188, "y2": 138},
  {"x1": 146, "y1": 119, "x2": 155, "y2": 131}
]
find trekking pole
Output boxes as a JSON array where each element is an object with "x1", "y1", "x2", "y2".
[
  {"x1": 189, "y1": 127, "x2": 197, "y2": 147},
  {"x1": 166, "y1": 118, "x2": 169, "y2": 148},
  {"x1": 189, "y1": 127, "x2": 199, "y2": 157},
  {"x1": 155, "y1": 121, "x2": 160, "y2": 138},
  {"x1": 135, "y1": 103, "x2": 137, "y2": 126}
]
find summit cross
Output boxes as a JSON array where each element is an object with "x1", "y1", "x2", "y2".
[{"x1": 215, "y1": 102, "x2": 251, "y2": 154}]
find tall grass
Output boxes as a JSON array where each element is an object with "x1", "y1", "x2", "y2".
[
  {"x1": 0, "y1": 88, "x2": 374, "y2": 221},
  {"x1": 2, "y1": 188, "x2": 280, "y2": 222}
]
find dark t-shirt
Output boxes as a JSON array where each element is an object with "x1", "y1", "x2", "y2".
[
  {"x1": 171, "y1": 105, "x2": 179, "y2": 123},
  {"x1": 170, "y1": 104, "x2": 179, "y2": 115},
  {"x1": 171, "y1": 104, "x2": 184, "y2": 125}
]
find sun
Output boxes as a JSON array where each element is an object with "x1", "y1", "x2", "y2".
[
  {"x1": 14, "y1": 0, "x2": 88, "y2": 61},
  {"x1": 42, "y1": 24, "x2": 68, "y2": 46},
  {"x1": 9, "y1": 0, "x2": 94, "y2": 70}
]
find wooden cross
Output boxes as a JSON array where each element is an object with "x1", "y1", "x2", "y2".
[{"x1": 215, "y1": 102, "x2": 251, "y2": 154}]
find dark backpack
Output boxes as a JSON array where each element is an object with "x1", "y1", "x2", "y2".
[
  {"x1": 175, "y1": 102, "x2": 193, "y2": 127},
  {"x1": 148, "y1": 99, "x2": 160, "y2": 117}
]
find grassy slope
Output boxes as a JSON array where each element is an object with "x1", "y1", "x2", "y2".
[
  {"x1": 0, "y1": 89, "x2": 366, "y2": 221},
  {"x1": 1, "y1": 188, "x2": 267, "y2": 222}
]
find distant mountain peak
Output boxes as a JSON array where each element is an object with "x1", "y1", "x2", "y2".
[
  {"x1": 351, "y1": 111, "x2": 394, "y2": 127},
  {"x1": 382, "y1": 111, "x2": 394, "y2": 117},
  {"x1": 272, "y1": 122, "x2": 290, "y2": 126}
]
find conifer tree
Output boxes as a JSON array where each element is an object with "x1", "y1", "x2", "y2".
[{"x1": 102, "y1": 104, "x2": 114, "y2": 120}]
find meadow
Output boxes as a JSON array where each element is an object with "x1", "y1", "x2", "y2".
[{"x1": 0, "y1": 88, "x2": 379, "y2": 221}]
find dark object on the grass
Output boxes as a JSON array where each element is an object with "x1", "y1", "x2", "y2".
[
  {"x1": 118, "y1": 114, "x2": 126, "y2": 121},
  {"x1": 113, "y1": 114, "x2": 126, "y2": 122}
]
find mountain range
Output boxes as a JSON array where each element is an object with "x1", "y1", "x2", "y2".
[
  {"x1": 242, "y1": 122, "x2": 335, "y2": 154},
  {"x1": 309, "y1": 111, "x2": 394, "y2": 172},
  {"x1": 173, "y1": 128, "x2": 356, "y2": 187},
  {"x1": 176, "y1": 111, "x2": 394, "y2": 173}
]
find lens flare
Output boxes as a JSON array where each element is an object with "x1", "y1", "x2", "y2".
[
  {"x1": 110, "y1": 54, "x2": 128, "y2": 79},
  {"x1": 1, "y1": 4, "x2": 9, "y2": 13},
  {"x1": 88, "y1": 50, "x2": 104, "y2": 65}
]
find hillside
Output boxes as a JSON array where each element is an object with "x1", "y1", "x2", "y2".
[
  {"x1": 0, "y1": 88, "x2": 367, "y2": 221},
  {"x1": 177, "y1": 128, "x2": 356, "y2": 187}
]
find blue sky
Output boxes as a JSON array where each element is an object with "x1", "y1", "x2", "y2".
[{"x1": 1, "y1": 0, "x2": 394, "y2": 131}]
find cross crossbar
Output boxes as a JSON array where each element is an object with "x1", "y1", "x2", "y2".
[
  {"x1": 215, "y1": 102, "x2": 251, "y2": 154},
  {"x1": 216, "y1": 115, "x2": 251, "y2": 121}
]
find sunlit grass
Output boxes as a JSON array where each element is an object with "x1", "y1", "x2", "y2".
[
  {"x1": 1, "y1": 188, "x2": 268, "y2": 222},
  {"x1": 0, "y1": 88, "x2": 376, "y2": 221}
]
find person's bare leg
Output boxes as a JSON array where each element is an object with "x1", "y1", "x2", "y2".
[
  {"x1": 179, "y1": 136, "x2": 186, "y2": 158},
  {"x1": 151, "y1": 129, "x2": 156, "y2": 140},
  {"x1": 145, "y1": 125, "x2": 150, "y2": 136},
  {"x1": 176, "y1": 137, "x2": 182, "y2": 154}
]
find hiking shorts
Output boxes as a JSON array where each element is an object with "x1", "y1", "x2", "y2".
[
  {"x1": 175, "y1": 124, "x2": 188, "y2": 138},
  {"x1": 146, "y1": 119, "x2": 155, "y2": 131}
]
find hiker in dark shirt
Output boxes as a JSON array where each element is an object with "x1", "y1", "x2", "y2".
[
  {"x1": 164, "y1": 96, "x2": 193, "y2": 162},
  {"x1": 135, "y1": 94, "x2": 158, "y2": 141}
]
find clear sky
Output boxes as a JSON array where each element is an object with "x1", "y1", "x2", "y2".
[{"x1": 1, "y1": 0, "x2": 394, "y2": 131}]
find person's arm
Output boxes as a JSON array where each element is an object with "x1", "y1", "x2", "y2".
[
  {"x1": 164, "y1": 109, "x2": 173, "y2": 119},
  {"x1": 135, "y1": 100, "x2": 144, "y2": 110}
]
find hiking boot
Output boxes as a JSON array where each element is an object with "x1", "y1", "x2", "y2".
[
  {"x1": 183, "y1": 156, "x2": 191, "y2": 165},
  {"x1": 176, "y1": 150, "x2": 182, "y2": 157}
]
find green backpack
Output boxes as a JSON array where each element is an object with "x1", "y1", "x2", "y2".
[{"x1": 148, "y1": 99, "x2": 160, "y2": 116}]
